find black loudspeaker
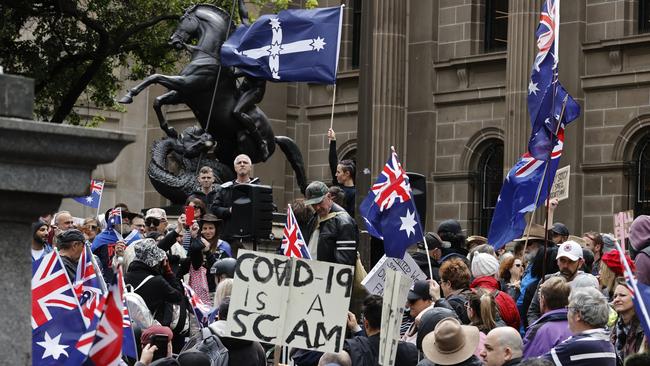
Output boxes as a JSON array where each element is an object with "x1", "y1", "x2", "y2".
[
  {"x1": 222, "y1": 183, "x2": 274, "y2": 240},
  {"x1": 407, "y1": 172, "x2": 427, "y2": 229}
]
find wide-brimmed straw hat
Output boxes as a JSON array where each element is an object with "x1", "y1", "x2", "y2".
[
  {"x1": 513, "y1": 224, "x2": 552, "y2": 243},
  {"x1": 422, "y1": 317, "x2": 479, "y2": 365}
]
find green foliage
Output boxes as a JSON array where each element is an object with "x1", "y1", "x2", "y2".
[{"x1": 0, "y1": 0, "x2": 316, "y2": 124}]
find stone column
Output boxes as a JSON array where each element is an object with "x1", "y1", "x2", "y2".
[
  {"x1": 356, "y1": 0, "x2": 408, "y2": 269},
  {"x1": 0, "y1": 74, "x2": 135, "y2": 364},
  {"x1": 503, "y1": 0, "x2": 541, "y2": 168}
]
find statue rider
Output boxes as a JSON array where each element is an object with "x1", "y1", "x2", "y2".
[{"x1": 232, "y1": 0, "x2": 269, "y2": 161}]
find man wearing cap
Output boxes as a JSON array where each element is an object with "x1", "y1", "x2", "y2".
[
  {"x1": 211, "y1": 154, "x2": 261, "y2": 251},
  {"x1": 526, "y1": 240, "x2": 585, "y2": 326},
  {"x1": 304, "y1": 181, "x2": 358, "y2": 266},
  {"x1": 437, "y1": 219, "x2": 468, "y2": 257},
  {"x1": 56, "y1": 229, "x2": 87, "y2": 282},
  {"x1": 550, "y1": 223, "x2": 570, "y2": 244},
  {"x1": 402, "y1": 280, "x2": 434, "y2": 343},
  {"x1": 144, "y1": 208, "x2": 168, "y2": 234}
]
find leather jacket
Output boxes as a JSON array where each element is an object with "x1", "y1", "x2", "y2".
[{"x1": 305, "y1": 203, "x2": 358, "y2": 266}]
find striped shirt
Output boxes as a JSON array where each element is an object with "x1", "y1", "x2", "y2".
[{"x1": 542, "y1": 328, "x2": 617, "y2": 366}]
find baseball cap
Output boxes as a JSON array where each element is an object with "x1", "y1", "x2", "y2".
[
  {"x1": 407, "y1": 280, "x2": 432, "y2": 302},
  {"x1": 551, "y1": 222, "x2": 570, "y2": 237},
  {"x1": 145, "y1": 208, "x2": 167, "y2": 220},
  {"x1": 556, "y1": 240, "x2": 583, "y2": 261},
  {"x1": 304, "y1": 181, "x2": 329, "y2": 205},
  {"x1": 57, "y1": 229, "x2": 85, "y2": 243}
]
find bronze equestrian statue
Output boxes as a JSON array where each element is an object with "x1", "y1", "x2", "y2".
[{"x1": 119, "y1": 3, "x2": 307, "y2": 202}]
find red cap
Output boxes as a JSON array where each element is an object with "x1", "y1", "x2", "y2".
[{"x1": 140, "y1": 325, "x2": 173, "y2": 346}]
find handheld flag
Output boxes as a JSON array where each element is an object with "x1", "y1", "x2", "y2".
[
  {"x1": 281, "y1": 204, "x2": 311, "y2": 259},
  {"x1": 487, "y1": 128, "x2": 566, "y2": 249},
  {"x1": 221, "y1": 6, "x2": 343, "y2": 84},
  {"x1": 360, "y1": 147, "x2": 423, "y2": 258},
  {"x1": 118, "y1": 267, "x2": 138, "y2": 359},
  {"x1": 106, "y1": 208, "x2": 122, "y2": 230},
  {"x1": 73, "y1": 179, "x2": 104, "y2": 209},
  {"x1": 87, "y1": 266, "x2": 126, "y2": 366},
  {"x1": 74, "y1": 244, "x2": 107, "y2": 328},
  {"x1": 616, "y1": 243, "x2": 650, "y2": 337},
  {"x1": 183, "y1": 283, "x2": 217, "y2": 328},
  {"x1": 527, "y1": 0, "x2": 580, "y2": 160},
  {"x1": 32, "y1": 251, "x2": 88, "y2": 365}
]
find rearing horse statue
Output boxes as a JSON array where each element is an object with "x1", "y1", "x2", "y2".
[{"x1": 118, "y1": 3, "x2": 307, "y2": 193}]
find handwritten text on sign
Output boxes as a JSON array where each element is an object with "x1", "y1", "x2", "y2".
[
  {"x1": 227, "y1": 250, "x2": 354, "y2": 353},
  {"x1": 549, "y1": 165, "x2": 570, "y2": 201}
]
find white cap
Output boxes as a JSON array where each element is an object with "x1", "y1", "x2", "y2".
[{"x1": 556, "y1": 240, "x2": 583, "y2": 261}]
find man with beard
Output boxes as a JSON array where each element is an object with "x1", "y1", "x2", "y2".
[
  {"x1": 526, "y1": 240, "x2": 584, "y2": 326},
  {"x1": 515, "y1": 224, "x2": 557, "y2": 328},
  {"x1": 92, "y1": 207, "x2": 141, "y2": 279},
  {"x1": 31, "y1": 221, "x2": 52, "y2": 261}
]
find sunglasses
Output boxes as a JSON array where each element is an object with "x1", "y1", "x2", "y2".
[
  {"x1": 145, "y1": 218, "x2": 160, "y2": 227},
  {"x1": 514, "y1": 263, "x2": 522, "y2": 267}
]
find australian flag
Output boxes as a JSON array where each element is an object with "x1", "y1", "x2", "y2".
[
  {"x1": 527, "y1": 0, "x2": 580, "y2": 160},
  {"x1": 32, "y1": 251, "x2": 88, "y2": 365},
  {"x1": 73, "y1": 180, "x2": 104, "y2": 209},
  {"x1": 281, "y1": 204, "x2": 311, "y2": 259},
  {"x1": 221, "y1": 6, "x2": 343, "y2": 84},
  {"x1": 487, "y1": 128, "x2": 566, "y2": 249},
  {"x1": 183, "y1": 283, "x2": 217, "y2": 327},
  {"x1": 360, "y1": 147, "x2": 423, "y2": 259}
]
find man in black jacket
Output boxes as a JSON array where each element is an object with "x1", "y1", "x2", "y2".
[
  {"x1": 211, "y1": 154, "x2": 259, "y2": 255},
  {"x1": 304, "y1": 181, "x2": 358, "y2": 266},
  {"x1": 343, "y1": 295, "x2": 418, "y2": 366},
  {"x1": 56, "y1": 229, "x2": 86, "y2": 282}
]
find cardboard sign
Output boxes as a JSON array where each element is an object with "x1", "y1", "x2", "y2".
[
  {"x1": 362, "y1": 253, "x2": 427, "y2": 296},
  {"x1": 549, "y1": 165, "x2": 570, "y2": 201},
  {"x1": 379, "y1": 269, "x2": 411, "y2": 366},
  {"x1": 227, "y1": 250, "x2": 354, "y2": 353},
  {"x1": 613, "y1": 210, "x2": 634, "y2": 249}
]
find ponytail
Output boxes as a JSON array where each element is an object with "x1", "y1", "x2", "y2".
[{"x1": 479, "y1": 293, "x2": 497, "y2": 331}]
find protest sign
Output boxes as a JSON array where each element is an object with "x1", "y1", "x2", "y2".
[
  {"x1": 227, "y1": 250, "x2": 354, "y2": 353},
  {"x1": 379, "y1": 269, "x2": 411, "y2": 366},
  {"x1": 613, "y1": 210, "x2": 634, "y2": 249},
  {"x1": 362, "y1": 253, "x2": 427, "y2": 296},
  {"x1": 549, "y1": 165, "x2": 570, "y2": 201}
]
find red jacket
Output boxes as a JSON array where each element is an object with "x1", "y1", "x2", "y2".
[{"x1": 470, "y1": 276, "x2": 521, "y2": 329}]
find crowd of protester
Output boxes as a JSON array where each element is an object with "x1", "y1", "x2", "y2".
[{"x1": 31, "y1": 142, "x2": 650, "y2": 366}]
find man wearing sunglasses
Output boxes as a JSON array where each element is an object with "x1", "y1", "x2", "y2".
[{"x1": 145, "y1": 208, "x2": 168, "y2": 234}]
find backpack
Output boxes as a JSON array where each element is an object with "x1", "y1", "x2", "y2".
[
  {"x1": 124, "y1": 275, "x2": 158, "y2": 329},
  {"x1": 180, "y1": 327, "x2": 229, "y2": 366}
]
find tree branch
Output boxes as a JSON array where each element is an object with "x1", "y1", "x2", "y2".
[{"x1": 115, "y1": 14, "x2": 178, "y2": 45}]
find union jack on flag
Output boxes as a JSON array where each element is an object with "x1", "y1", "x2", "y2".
[
  {"x1": 183, "y1": 283, "x2": 217, "y2": 327},
  {"x1": 527, "y1": 0, "x2": 580, "y2": 160},
  {"x1": 107, "y1": 207, "x2": 122, "y2": 229},
  {"x1": 118, "y1": 267, "x2": 138, "y2": 359},
  {"x1": 32, "y1": 251, "x2": 88, "y2": 365},
  {"x1": 73, "y1": 179, "x2": 105, "y2": 209},
  {"x1": 360, "y1": 147, "x2": 423, "y2": 259},
  {"x1": 281, "y1": 204, "x2": 311, "y2": 259},
  {"x1": 74, "y1": 244, "x2": 107, "y2": 329}
]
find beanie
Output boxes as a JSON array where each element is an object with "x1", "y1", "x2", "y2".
[{"x1": 471, "y1": 252, "x2": 499, "y2": 277}]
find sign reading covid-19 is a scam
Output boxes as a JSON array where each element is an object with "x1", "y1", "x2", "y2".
[{"x1": 227, "y1": 250, "x2": 354, "y2": 353}]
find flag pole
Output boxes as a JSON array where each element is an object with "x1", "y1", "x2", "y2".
[
  {"x1": 615, "y1": 242, "x2": 650, "y2": 331},
  {"x1": 329, "y1": 83, "x2": 337, "y2": 129}
]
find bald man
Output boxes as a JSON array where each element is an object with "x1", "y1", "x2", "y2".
[
  {"x1": 319, "y1": 352, "x2": 351, "y2": 366},
  {"x1": 480, "y1": 327, "x2": 523, "y2": 366},
  {"x1": 211, "y1": 154, "x2": 260, "y2": 256}
]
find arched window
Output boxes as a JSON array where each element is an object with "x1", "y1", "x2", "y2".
[
  {"x1": 635, "y1": 135, "x2": 650, "y2": 215},
  {"x1": 476, "y1": 141, "x2": 504, "y2": 235}
]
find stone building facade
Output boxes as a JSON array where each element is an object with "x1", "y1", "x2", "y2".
[{"x1": 61, "y1": 0, "x2": 650, "y2": 239}]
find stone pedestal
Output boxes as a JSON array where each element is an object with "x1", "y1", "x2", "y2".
[{"x1": 0, "y1": 73, "x2": 135, "y2": 364}]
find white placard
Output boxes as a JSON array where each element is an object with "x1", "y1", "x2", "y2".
[
  {"x1": 549, "y1": 165, "x2": 570, "y2": 201},
  {"x1": 361, "y1": 253, "x2": 427, "y2": 296},
  {"x1": 227, "y1": 250, "x2": 354, "y2": 353},
  {"x1": 379, "y1": 269, "x2": 411, "y2": 366}
]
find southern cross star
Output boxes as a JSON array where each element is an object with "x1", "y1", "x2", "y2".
[
  {"x1": 399, "y1": 209, "x2": 418, "y2": 238},
  {"x1": 528, "y1": 80, "x2": 539, "y2": 95},
  {"x1": 37, "y1": 332, "x2": 69, "y2": 360}
]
